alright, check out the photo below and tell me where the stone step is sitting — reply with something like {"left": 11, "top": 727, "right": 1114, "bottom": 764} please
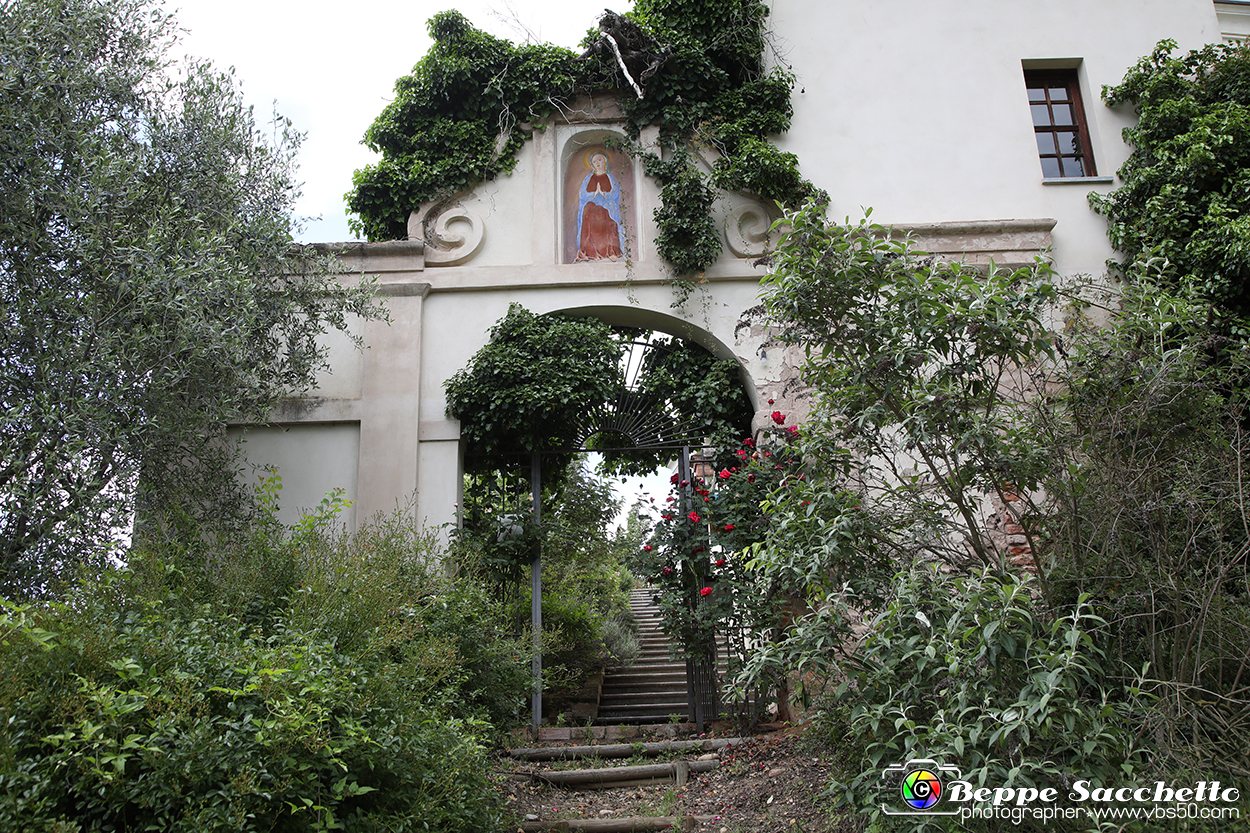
{"left": 509, "top": 737, "right": 744, "bottom": 761}
{"left": 601, "top": 684, "right": 689, "bottom": 698}
{"left": 600, "top": 691, "right": 690, "bottom": 706}
{"left": 605, "top": 666, "right": 686, "bottom": 679}
{"left": 597, "top": 698, "right": 688, "bottom": 714}
{"left": 599, "top": 687, "right": 685, "bottom": 699}
{"left": 603, "top": 668, "right": 686, "bottom": 682}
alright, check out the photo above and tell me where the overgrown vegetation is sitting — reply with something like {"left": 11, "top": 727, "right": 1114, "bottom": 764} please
{"left": 444, "top": 304, "right": 752, "bottom": 483}
{"left": 1090, "top": 38, "right": 1250, "bottom": 318}
{"left": 818, "top": 569, "right": 1153, "bottom": 826}
{"left": 347, "top": 10, "right": 586, "bottom": 242}
{"left": 348, "top": 1, "right": 822, "bottom": 280}
{"left": 723, "top": 201, "right": 1250, "bottom": 829}
{"left": 444, "top": 304, "right": 754, "bottom": 720}
{"left": 444, "top": 304, "right": 623, "bottom": 484}
{"left": 0, "top": 502, "right": 523, "bottom": 831}
{"left": 453, "top": 464, "right": 638, "bottom": 717}
{"left": 0, "top": 0, "right": 381, "bottom": 595}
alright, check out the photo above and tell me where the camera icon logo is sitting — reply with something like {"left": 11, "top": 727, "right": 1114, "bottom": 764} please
{"left": 901, "top": 767, "right": 942, "bottom": 809}
{"left": 881, "top": 758, "right": 962, "bottom": 815}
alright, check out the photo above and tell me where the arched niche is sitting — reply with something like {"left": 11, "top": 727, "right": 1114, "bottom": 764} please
{"left": 558, "top": 129, "right": 636, "bottom": 265}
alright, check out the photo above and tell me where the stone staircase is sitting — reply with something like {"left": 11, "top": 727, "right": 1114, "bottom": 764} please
{"left": 501, "top": 591, "right": 749, "bottom": 830}
{"left": 596, "top": 589, "right": 689, "bottom": 724}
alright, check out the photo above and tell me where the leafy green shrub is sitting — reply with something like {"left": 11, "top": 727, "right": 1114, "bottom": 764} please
{"left": 288, "top": 514, "right": 531, "bottom": 730}
{"left": 821, "top": 567, "right": 1152, "bottom": 832}
{"left": 526, "top": 593, "right": 603, "bottom": 691}
{"left": 0, "top": 498, "right": 539, "bottom": 831}
{"left": 1090, "top": 39, "right": 1250, "bottom": 316}
{"left": 1029, "top": 274, "right": 1250, "bottom": 782}
{"left": 0, "top": 592, "right": 504, "bottom": 832}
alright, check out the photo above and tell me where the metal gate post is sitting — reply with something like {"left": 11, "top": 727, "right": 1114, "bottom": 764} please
{"left": 531, "top": 451, "right": 543, "bottom": 731}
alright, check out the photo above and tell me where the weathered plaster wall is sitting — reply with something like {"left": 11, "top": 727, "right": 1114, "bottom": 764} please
{"left": 230, "top": 422, "right": 361, "bottom": 529}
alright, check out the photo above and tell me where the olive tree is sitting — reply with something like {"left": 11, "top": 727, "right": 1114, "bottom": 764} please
{"left": 0, "top": 0, "right": 380, "bottom": 594}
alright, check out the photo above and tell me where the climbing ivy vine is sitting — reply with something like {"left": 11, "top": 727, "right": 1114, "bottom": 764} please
{"left": 348, "top": 1, "right": 822, "bottom": 278}
{"left": 1090, "top": 38, "right": 1250, "bottom": 319}
{"left": 347, "top": 12, "right": 587, "bottom": 242}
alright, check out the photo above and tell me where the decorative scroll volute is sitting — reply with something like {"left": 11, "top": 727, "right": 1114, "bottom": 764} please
{"left": 723, "top": 201, "right": 776, "bottom": 258}
{"left": 407, "top": 202, "right": 485, "bottom": 266}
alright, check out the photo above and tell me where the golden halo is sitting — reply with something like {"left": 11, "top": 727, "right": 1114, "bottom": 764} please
{"left": 582, "top": 148, "right": 610, "bottom": 171}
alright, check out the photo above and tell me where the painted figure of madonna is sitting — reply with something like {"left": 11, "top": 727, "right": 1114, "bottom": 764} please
{"left": 575, "top": 151, "right": 623, "bottom": 262}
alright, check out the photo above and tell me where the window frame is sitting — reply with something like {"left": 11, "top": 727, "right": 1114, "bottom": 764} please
{"left": 1024, "top": 68, "right": 1097, "bottom": 179}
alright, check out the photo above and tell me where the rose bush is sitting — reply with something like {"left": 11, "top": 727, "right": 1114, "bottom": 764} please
{"left": 638, "top": 419, "right": 812, "bottom": 720}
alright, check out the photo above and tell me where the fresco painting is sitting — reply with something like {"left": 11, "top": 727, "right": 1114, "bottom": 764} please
{"left": 564, "top": 145, "right": 633, "bottom": 263}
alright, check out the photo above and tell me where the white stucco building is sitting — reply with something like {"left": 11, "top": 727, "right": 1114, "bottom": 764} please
{"left": 236, "top": 1, "right": 1247, "bottom": 532}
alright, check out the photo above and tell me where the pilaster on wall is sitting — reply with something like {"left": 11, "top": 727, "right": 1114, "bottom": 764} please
{"left": 347, "top": 241, "right": 431, "bottom": 524}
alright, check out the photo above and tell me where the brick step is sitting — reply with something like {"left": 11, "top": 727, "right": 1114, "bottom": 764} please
{"left": 593, "top": 712, "right": 691, "bottom": 725}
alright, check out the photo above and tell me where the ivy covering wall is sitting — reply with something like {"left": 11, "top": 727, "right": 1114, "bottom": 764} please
{"left": 348, "top": 1, "right": 823, "bottom": 276}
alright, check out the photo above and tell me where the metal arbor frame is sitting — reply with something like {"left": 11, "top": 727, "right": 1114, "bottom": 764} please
{"left": 518, "top": 337, "right": 724, "bottom": 731}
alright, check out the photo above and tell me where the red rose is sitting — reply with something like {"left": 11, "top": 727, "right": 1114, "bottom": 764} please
{"left": 716, "top": 558, "right": 726, "bottom": 567}
{"left": 718, "top": 468, "right": 732, "bottom": 480}
{"left": 785, "top": 425, "right": 799, "bottom": 436}
{"left": 687, "top": 510, "right": 701, "bottom": 523}
{"left": 768, "top": 398, "right": 775, "bottom": 405}
{"left": 771, "top": 411, "right": 786, "bottom": 425}
{"left": 662, "top": 566, "right": 672, "bottom": 576}
{"left": 743, "top": 438, "right": 755, "bottom": 448}
{"left": 643, "top": 544, "right": 653, "bottom": 552}
{"left": 670, "top": 472, "right": 679, "bottom": 484}
{"left": 723, "top": 524, "right": 735, "bottom": 531}
{"left": 747, "top": 473, "right": 756, "bottom": 483}
{"left": 700, "top": 586, "right": 712, "bottom": 596}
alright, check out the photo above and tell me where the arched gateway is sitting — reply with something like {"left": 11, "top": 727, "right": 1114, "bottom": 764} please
{"left": 233, "top": 103, "right": 1054, "bottom": 533}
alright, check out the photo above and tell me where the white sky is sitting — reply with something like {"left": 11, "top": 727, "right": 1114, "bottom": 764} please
{"left": 171, "top": 0, "right": 630, "bottom": 243}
